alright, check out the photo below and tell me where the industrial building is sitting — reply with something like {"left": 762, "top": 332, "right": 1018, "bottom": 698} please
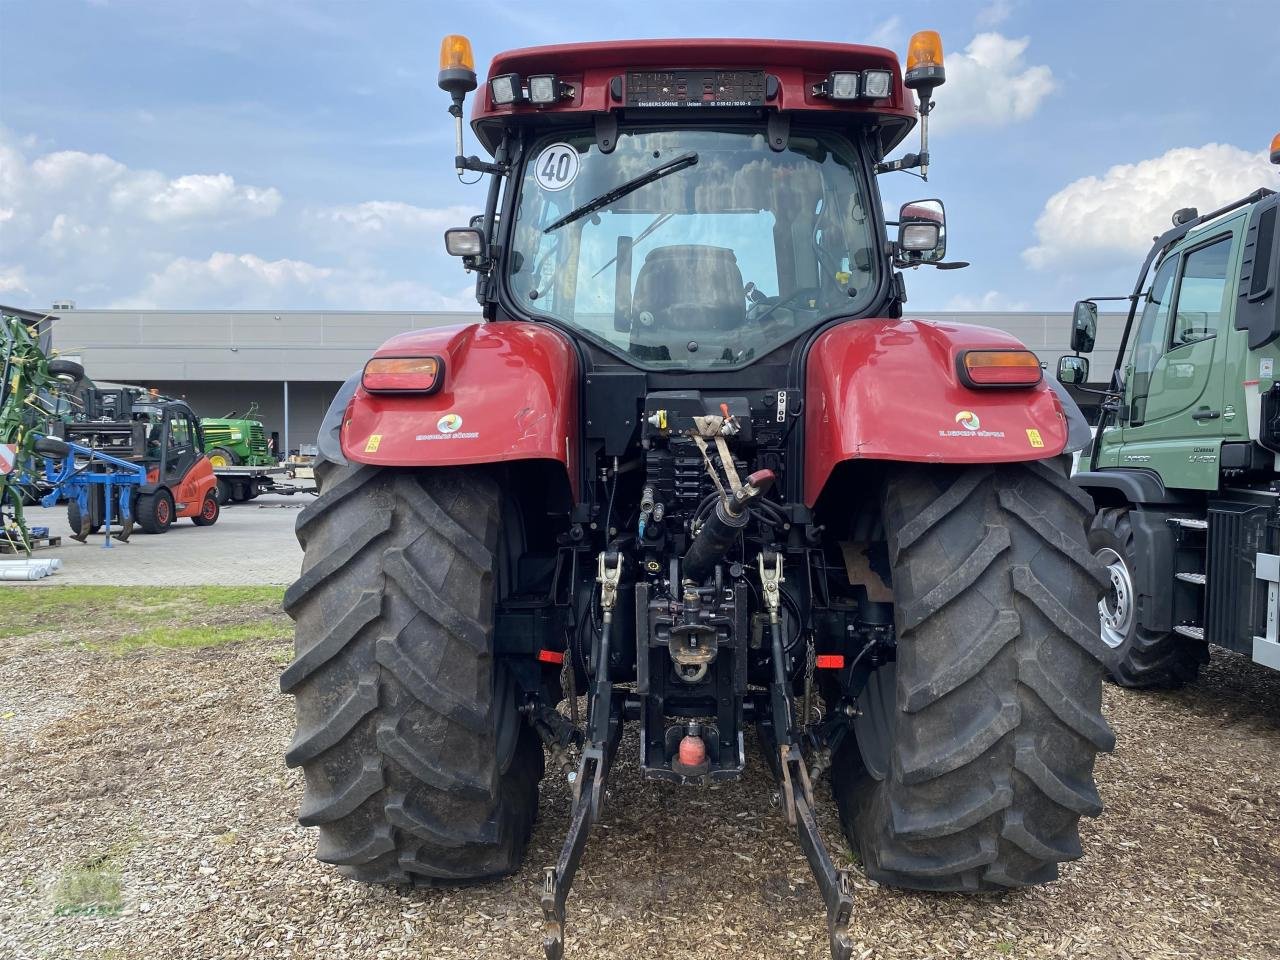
{"left": 31, "top": 306, "right": 1119, "bottom": 456}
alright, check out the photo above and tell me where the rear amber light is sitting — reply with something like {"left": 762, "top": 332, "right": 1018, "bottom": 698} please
{"left": 959, "top": 350, "right": 1042, "bottom": 387}
{"left": 815, "top": 654, "right": 845, "bottom": 670}
{"left": 361, "top": 355, "right": 444, "bottom": 394}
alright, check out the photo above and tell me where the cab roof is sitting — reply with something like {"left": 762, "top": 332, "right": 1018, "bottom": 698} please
{"left": 472, "top": 38, "right": 917, "bottom": 156}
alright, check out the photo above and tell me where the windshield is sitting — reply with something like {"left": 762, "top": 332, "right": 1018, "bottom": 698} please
{"left": 506, "top": 127, "right": 879, "bottom": 369}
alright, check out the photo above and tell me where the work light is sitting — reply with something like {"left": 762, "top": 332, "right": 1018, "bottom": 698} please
{"left": 444, "top": 227, "right": 484, "bottom": 257}
{"left": 527, "top": 74, "right": 562, "bottom": 105}
{"left": 826, "top": 72, "right": 860, "bottom": 100}
{"left": 861, "top": 69, "right": 892, "bottom": 99}
{"left": 900, "top": 223, "right": 940, "bottom": 251}
{"left": 489, "top": 73, "right": 522, "bottom": 106}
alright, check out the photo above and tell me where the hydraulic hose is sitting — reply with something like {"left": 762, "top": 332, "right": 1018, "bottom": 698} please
{"left": 682, "top": 469, "right": 776, "bottom": 584}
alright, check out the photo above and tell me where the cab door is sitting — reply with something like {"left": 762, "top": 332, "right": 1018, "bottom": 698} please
{"left": 1119, "top": 228, "right": 1239, "bottom": 489}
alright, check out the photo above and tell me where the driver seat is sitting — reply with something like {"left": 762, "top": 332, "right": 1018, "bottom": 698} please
{"left": 630, "top": 244, "right": 745, "bottom": 337}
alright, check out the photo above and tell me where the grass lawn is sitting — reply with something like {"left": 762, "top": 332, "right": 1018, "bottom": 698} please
{"left": 0, "top": 585, "right": 291, "bottom": 651}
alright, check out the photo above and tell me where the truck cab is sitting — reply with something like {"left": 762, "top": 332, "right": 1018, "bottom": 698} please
{"left": 1063, "top": 140, "right": 1280, "bottom": 682}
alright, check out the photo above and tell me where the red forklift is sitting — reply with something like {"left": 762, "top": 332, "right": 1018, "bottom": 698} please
{"left": 58, "top": 385, "right": 220, "bottom": 539}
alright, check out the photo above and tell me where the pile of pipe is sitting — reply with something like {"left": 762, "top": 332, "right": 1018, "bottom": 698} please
{"left": 0, "top": 557, "right": 63, "bottom": 580}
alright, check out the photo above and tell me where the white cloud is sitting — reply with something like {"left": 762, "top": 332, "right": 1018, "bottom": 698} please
{"left": 932, "top": 33, "right": 1055, "bottom": 132}
{"left": 867, "top": 16, "right": 902, "bottom": 48}
{"left": 1024, "top": 143, "right": 1274, "bottom": 268}
{"left": 0, "top": 266, "right": 31, "bottom": 295}
{"left": 976, "top": 0, "right": 1015, "bottom": 28}
{"left": 945, "top": 290, "right": 1030, "bottom": 312}
{"left": 110, "top": 172, "right": 281, "bottom": 223}
{"left": 318, "top": 200, "right": 473, "bottom": 238}
{"left": 122, "top": 251, "right": 474, "bottom": 311}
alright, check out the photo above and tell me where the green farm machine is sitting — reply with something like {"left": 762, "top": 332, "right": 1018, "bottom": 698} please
{"left": 1061, "top": 132, "right": 1280, "bottom": 682}
{"left": 202, "top": 402, "right": 274, "bottom": 467}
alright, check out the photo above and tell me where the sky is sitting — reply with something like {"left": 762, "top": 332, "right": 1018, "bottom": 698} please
{"left": 0, "top": 0, "right": 1277, "bottom": 313}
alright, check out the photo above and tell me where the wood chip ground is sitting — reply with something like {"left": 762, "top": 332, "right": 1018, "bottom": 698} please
{"left": 1, "top": 629, "right": 1277, "bottom": 959}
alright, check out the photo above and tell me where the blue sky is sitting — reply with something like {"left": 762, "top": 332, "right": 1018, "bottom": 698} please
{"left": 1, "top": 0, "right": 1277, "bottom": 312}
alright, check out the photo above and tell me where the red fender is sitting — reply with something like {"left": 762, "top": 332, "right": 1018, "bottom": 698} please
{"left": 341, "top": 322, "right": 579, "bottom": 499}
{"left": 803, "top": 317, "right": 1069, "bottom": 505}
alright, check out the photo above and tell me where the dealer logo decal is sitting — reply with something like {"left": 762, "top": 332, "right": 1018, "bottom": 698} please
{"left": 939, "top": 410, "right": 1005, "bottom": 439}
{"left": 437, "top": 413, "right": 463, "bottom": 434}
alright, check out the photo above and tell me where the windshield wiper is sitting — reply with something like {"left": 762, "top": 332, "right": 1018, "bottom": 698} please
{"left": 542, "top": 152, "right": 698, "bottom": 233}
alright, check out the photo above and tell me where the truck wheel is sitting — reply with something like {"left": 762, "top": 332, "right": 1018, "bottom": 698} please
{"left": 1088, "top": 508, "right": 1207, "bottom": 688}
{"left": 207, "top": 446, "right": 241, "bottom": 468}
{"left": 832, "top": 460, "right": 1115, "bottom": 891}
{"left": 136, "top": 489, "right": 174, "bottom": 534}
{"left": 192, "top": 492, "right": 220, "bottom": 526}
{"left": 281, "top": 461, "right": 542, "bottom": 885}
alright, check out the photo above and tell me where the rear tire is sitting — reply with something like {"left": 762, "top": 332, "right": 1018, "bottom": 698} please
{"left": 833, "top": 461, "right": 1115, "bottom": 891}
{"left": 136, "top": 489, "right": 174, "bottom": 534}
{"left": 281, "top": 460, "right": 541, "bottom": 885}
{"left": 1088, "top": 508, "right": 1207, "bottom": 688}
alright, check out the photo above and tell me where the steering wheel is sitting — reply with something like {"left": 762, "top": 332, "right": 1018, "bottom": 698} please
{"left": 748, "top": 286, "right": 823, "bottom": 328}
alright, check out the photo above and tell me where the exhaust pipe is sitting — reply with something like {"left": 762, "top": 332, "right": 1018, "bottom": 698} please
{"left": 682, "top": 469, "right": 776, "bottom": 583}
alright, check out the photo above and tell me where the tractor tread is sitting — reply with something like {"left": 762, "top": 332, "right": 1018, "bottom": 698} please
{"left": 834, "top": 461, "right": 1113, "bottom": 892}
{"left": 282, "top": 461, "right": 540, "bottom": 887}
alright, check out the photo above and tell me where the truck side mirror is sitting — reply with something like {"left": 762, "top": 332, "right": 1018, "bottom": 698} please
{"left": 1056, "top": 355, "right": 1090, "bottom": 386}
{"left": 1071, "top": 300, "right": 1098, "bottom": 353}
{"left": 896, "top": 199, "right": 946, "bottom": 264}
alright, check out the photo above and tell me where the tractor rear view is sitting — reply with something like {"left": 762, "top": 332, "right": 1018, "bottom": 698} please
{"left": 283, "top": 33, "right": 1113, "bottom": 959}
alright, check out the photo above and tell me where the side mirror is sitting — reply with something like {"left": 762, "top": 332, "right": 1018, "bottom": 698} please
{"left": 444, "top": 227, "right": 484, "bottom": 258}
{"left": 1056, "top": 355, "right": 1090, "bottom": 386}
{"left": 896, "top": 199, "right": 946, "bottom": 264}
{"left": 1071, "top": 300, "right": 1098, "bottom": 353}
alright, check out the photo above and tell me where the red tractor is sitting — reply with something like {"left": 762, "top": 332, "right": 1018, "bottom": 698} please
{"left": 283, "top": 32, "right": 1112, "bottom": 960}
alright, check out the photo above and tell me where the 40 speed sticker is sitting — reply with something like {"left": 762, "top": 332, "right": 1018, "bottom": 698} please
{"left": 534, "top": 142, "right": 580, "bottom": 191}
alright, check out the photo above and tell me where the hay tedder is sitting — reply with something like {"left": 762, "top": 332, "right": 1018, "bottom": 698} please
{"left": 282, "top": 32, "right": 1113, "bottom": 958}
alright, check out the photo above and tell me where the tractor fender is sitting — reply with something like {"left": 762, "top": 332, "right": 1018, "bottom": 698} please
{"left": 316, "top": 371, "right": 361, "bottom": 467}
{"left": 803, "top": 317, "right": 1071, "bottom": 505}
{"left": 340, "top": 322, "right": 579, "bottom": 497}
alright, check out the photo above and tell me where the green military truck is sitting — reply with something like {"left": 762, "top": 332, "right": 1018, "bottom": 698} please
{"left": 1059, "top": 133, "right": 1280, "bottom": 685}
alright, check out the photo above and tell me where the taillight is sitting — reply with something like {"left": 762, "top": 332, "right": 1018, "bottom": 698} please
{"left": 361, "top": 355, "right": 444, "bottom": 394}
{"left": 958, "top": 350, "right": 1043, "bottom": 388}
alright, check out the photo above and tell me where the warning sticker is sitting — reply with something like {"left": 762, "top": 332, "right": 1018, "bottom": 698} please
{"left": 534, "top": 142, "right": 580, "bottom": 191}
{"left": 364, "top": 434, "right": 382, "bottom": 453}
{"left": 0, "top": 443, "right": 15, "bottom": 476}
{"left": 1026, "top": 428, "right": 1044, "bottom": 448}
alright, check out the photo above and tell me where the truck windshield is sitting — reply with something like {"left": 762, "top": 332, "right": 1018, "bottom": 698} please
{"left": 507, "top": 128, "right": 878, "bottom": 369}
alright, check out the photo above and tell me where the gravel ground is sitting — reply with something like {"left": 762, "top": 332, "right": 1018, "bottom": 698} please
{"left": 1, "top": 622, "right": 1277, "bottom": 960}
